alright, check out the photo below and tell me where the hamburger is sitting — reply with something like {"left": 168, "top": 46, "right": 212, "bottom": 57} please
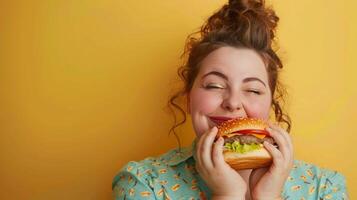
{"left": 216, "top": 118, "right": 277, "bottom": 170}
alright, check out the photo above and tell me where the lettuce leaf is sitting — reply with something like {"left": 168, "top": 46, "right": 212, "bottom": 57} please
{"left": 224, "top": 141, "right": 262, "bottom": 154}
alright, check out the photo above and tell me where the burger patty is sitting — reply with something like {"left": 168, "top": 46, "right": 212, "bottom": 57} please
{"left": 224, "top": 135, "right": 275, "bottom": 145}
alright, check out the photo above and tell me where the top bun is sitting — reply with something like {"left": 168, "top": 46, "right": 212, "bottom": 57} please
{"left": 217, "top": 118, "right": 268, "bottom": 137}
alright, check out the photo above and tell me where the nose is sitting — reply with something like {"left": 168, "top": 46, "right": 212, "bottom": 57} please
{"left": 221, "top": 92, "right": 243, "bottom": 112}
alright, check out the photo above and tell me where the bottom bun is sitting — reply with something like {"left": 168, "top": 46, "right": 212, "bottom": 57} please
{"left": 224, "top": 148, "right": 272, "bottom": 170}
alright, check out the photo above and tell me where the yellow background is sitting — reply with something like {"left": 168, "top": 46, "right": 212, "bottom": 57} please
{"left": 0, "top": 0, "right": 356, "bottom": 199}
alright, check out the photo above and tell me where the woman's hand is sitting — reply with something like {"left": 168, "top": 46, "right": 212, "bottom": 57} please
{"left": 249, "top": 123, "right": 294, "bottom": 200}
{"left": 195, "top": 127, "right": 247, "bottom": 200}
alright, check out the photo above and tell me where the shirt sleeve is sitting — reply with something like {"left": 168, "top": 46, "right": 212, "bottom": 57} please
{"left": 112, "top": 162, "right": 156, "bottom": 200}
{"left": 319, "top": 170, "right": 349, "bottom": 200}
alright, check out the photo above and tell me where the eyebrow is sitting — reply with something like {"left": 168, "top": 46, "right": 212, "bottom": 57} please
{"left": 243, "top": 77, "right": 267, "bottom": 87}
{"left": 202, "top": 71, "right": 228, "bottom": 80}
{"left": 202, "top": 70, "right": 267, "bottom": 87}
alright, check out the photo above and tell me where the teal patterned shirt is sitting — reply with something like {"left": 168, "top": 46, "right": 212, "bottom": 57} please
{"left": 112, "top": 142, "right": 348, "bottom": 200}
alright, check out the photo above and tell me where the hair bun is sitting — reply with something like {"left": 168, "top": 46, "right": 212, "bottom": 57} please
{"left": 202, "top": 0, "right": 279, "bottom": 50}
{"left": 228, "top": 0, "right": 264, "bottom": 11}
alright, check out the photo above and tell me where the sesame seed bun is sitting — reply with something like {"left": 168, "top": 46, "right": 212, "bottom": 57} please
{"left": 217, "top": 118, "right": 269, "bottom": 138}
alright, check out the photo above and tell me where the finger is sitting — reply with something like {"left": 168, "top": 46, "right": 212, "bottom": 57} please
{"left": 266, "top": 127, "right": 290, "bottom": 160}
{"left": 268, "top": 124, "right": 294, "bottom": 162}
{"left": 197, "top": 128, "right": 214, "bottom": 170}
{"left": 267, "top": 127, "right": 294, "bottom": 170}
{"left": 268, "top": 122, "right": 293, "bottom": 151}
{"left": 200, "top": 127, "right": 218, "bottom": 170}
{"left": 212, "top": 136, "right": 226, "bottom": 168}
{"left": 195, "top": 160, "right": 203, "bottom": 176}
{"left": 195, "top": 130, "right": 209, "bottom": 173}
{"left": 264, "top": 140, "right": 284, "bottom": 167}
{"left": 249, "top": 167, "right": 269, "bottom": 189}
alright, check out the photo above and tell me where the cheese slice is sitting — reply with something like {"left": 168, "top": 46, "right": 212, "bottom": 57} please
{"left": 225, "top": 133, "right": 242, "bottom": 138}
{"left": 252, "top": 133, "right": 266, "bottom": 139}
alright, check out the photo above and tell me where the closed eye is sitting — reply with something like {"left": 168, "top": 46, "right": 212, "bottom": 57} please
{"left": 204, "top": 84, "right": 225, "bottom": 89}
{"left": 246, "top": 90, "right": 261, "bottom": 95}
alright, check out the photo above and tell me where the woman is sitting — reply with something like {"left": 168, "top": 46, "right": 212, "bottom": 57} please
{"left": 112, "top": 0, "right": 348, "bottom": 199}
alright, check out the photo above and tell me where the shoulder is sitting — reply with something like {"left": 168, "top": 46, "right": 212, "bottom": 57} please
{"left": 282, "top": 160, "right": 348, "bottom": 199}
{"left": 289, "top": 160, "right": 346, "bottom": 183}
{"left": 112, "top": 145, "right": 193, "bottom": 189}
{"left": 112, "top": 146, "right": 196, "bottom": 199}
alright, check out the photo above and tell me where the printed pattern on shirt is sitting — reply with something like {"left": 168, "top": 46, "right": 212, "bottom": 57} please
{"left": 113, "top": 144, "right": 348, "bottom": 200}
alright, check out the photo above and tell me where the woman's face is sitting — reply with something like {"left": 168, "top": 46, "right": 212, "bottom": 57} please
{"left": 188, "top": 47, "right": 272, "bottom": 137}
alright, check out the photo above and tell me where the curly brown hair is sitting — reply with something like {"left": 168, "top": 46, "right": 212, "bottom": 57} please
{"left": 167, "top": 0, "right": 291, "bottom": 148}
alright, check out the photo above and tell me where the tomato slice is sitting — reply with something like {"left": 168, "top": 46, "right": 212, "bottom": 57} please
{"left": 232, "top": 129, "right": 269, "bottom": 136}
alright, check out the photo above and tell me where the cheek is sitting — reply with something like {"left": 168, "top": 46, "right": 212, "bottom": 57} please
{"left": 190, "top": 90, "right": 221, "bottom": 114}
{"left": 245, "top": 99, "right": 271, "bottom": 120}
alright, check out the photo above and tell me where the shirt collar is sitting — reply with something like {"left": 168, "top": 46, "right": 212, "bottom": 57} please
{"left": 166, "top": 139, "right": 197, "bottom": 166}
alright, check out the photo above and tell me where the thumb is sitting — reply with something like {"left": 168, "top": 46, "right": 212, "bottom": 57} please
{"left": 249, "top": 167, "right": 269, "bottom": 188}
